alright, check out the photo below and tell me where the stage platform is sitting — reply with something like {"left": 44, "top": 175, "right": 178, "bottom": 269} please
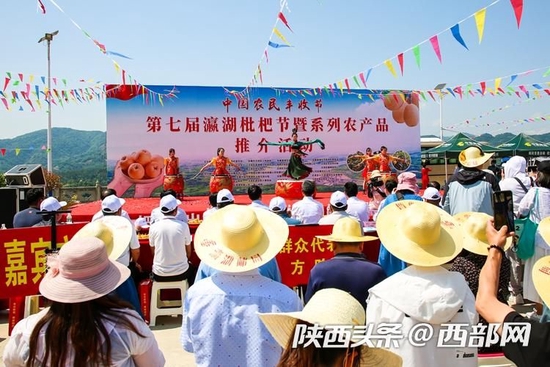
{"left": 70, "top": 192, "right": 339, "bottom": 222}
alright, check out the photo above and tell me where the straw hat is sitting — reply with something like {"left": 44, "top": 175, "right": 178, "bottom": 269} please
{"left": 458, "top": 146, "right": 494, "bottom": 168}
{"left": 72, "top": 216, "right": 133, "bottom": 261}
{"left": 194, "top": 205, "right": 288, "bottom": 272}
{"left": 40, "top": 237, "right": 130, "bottom": 303}
{"left": 454, "top": 212, "right": 513, "bottom": 255}
{"left": 532, "top": 255, "right": 550, "bottom": 306}
{"left": 317, "top": 217, "right": 377, "bottom": 243}
{"left": 370, "top": 170, "right": 382, "bottom": 179}
{"left": 539, "top": 217, "right": 550, "bottom": 245}
{"left": 376, "top": 200, "right": 463, "bottom": 266}
{"left": 258, "top": 288, "right": 402, "bottom": 367}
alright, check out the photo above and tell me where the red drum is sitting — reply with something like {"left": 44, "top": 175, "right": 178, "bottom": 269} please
{"left": 210, "top": 175, "right": 233, "bottom": 194}
{"left": 163, "top": 175, "right": 184, "bottom": 199}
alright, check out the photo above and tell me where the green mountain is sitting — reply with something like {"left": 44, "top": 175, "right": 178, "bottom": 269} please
{"left": 0, "top": 128, "right": 106, "bottom": 186}
{"left": 1, "top": 128, "right": 548, "bottom": 187}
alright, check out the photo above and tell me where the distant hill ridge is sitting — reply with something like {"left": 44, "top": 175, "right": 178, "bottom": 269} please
{"left": 0, "top": 128, "right": 549, "bottom": 185}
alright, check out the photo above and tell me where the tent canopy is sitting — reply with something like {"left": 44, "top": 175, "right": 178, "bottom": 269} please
{"left": 497, "top": 133, "right": 550, "bottom": 157}
{"left": 422, "top": 132, "right": 503, "bottom": 159}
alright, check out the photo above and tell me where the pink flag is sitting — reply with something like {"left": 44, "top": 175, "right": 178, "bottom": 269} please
{"left": 359, "top": 72, "right": 367, "bottom": 87}
{"left": 0, "top": 149, "right": 5, "bottom": 156}
{"left": 264, "top": 50, "right": 269, "bottom": 63}
{"left": 278, "top": 12, "right": 293, "bottom": 33}
{"left": 18, "top": 73, "right": 23, "bottom": 82}
{"left": 344, "top": 79, "right": 350, "bottom": 92}
{"left": 429, "top": 35, "right": 442, "bottom": 63}
{"left": 480, "top": 81, "right": 486, "bottom": 95}
{"left": 1, "top": 98, "right": 8, "bottom": 110}
{"left": 3, "top": 77, "right": 10, "bottom": 92}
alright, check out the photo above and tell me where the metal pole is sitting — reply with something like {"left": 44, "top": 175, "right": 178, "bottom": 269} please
{"left": 47, "top": 38, "right": 52, "bottom": 173}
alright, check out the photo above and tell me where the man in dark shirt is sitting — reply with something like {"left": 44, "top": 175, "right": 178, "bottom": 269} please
{"left": 12, "top": 188, "right": 44, "bottom": 228}
{"left": 305, "top": 217, "right": 386, "bottom": 309}
{"left": 477, "top": 220, "right": 550, "bottom": 367}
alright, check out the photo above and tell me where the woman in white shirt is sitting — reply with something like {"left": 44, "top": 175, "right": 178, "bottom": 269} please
{"left": 2, "top": 237, "right": 165, "bottom": 367}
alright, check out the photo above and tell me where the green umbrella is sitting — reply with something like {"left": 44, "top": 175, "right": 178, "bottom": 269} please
{"left": 497, "top": 133, "right": 550, "bottom": 157}
{"left": 421, "top": 132, "right": 503, "bottom": 159}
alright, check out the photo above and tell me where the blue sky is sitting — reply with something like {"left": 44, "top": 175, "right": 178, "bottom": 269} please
{"left": 1, "top": 0, "right": 550, "bottom": 139}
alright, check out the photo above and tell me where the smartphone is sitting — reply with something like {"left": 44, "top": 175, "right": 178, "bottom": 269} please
{"left": 492, "top": 190, "right": 515, "bottom": 233}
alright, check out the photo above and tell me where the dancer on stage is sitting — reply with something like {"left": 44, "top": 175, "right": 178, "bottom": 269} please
{"left": 164, "top": 148, "right": 180, "bottom": 175}
{"left": 375, "top": 146, "right": 406, "bottom": 173}
{"left": 197, "top": 147, "right": 241, "bottom": 193}
{"left": 351, "top": 147, "right": 379, "bottom": 194}
{"left": 259, "top": 128, "right": 325, "bottom": 180}
{"left": 163, "top": 148, "right": 184, "bottom": 199}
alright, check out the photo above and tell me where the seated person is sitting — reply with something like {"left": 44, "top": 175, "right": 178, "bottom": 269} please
{"left": 13, "top": 188, "right": 44, "bottom": 228}
{"left": 150, "top": 189, "right": 189, "bottom": 224}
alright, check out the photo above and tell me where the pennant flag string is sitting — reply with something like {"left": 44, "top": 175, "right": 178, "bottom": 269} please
{"left": 44, "top": 0, "right": 175, "bottom": 101}
{"left": 227, "top": 0, "right": 294, "bottom": 98}
{"left": 283, "top": 0, "right": 519, "bottom": 97}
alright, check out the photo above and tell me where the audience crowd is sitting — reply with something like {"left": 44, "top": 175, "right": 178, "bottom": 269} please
{"left": 3, "top": 149, "right": 550, "bottom": 367}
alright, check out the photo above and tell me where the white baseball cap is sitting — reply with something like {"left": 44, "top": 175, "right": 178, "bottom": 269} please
{"left": 40, "top": 197, "right": 67, "bottom": 212}
{"left": 269, "top": 196, "right": 287, "bottom": 212}
{"left": 101, "top": 195, "right": 126, "bottom": 213}
{"left": 160, "top": 194, "right": 181, "bottom": 214}
{"left": 422, "top": 187, "right": 442, "bottom": 201}
{"left": 217, "top": 189, "right": 234, "bottom": 204}
{"left": 329, "top": 191, "right": 347, "bottom": 208}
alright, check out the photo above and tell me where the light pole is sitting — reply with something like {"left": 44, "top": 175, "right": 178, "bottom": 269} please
{"left": 38, "top": 31, "right": 59, "bottom": 173}
{"left": 434, "top": 83, "right": 447, "bottom": 182}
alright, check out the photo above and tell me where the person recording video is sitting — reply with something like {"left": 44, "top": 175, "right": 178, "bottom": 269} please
{"left": 367, "top": 170, "right": 386, "bottom": 211}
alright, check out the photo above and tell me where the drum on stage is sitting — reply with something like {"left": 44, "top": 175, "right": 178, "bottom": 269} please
{"left": 163, "top": 175, "right": 184, "bottom": 199}
{"left": 210, "top": 175, "right": 233, "bottom": 194}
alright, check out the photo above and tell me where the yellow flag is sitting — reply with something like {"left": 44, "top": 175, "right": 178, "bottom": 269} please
{"left": 534, "top": 90, "right": 540, "bottom": 98}
{"left": 159, "top": 95, "right": 164, "bottom": 107}
{"left": 113, "top": 62, "right": 121, "bottom": 74}
{"left": 29, "top": 75, "right": 34, "bottom": 83}
{"left": 273, "top": 28, "right": 290, "bottom": 45}
{"left": 15, "top": 148, "right": 20, "bottom": 156}
{"left": 399, "top": 92, "right": 406, "bottom": 102}
{"left": 474, "top": 9, "right": 486, "bottom": 44}
{"left": 384, "top": 59, "right": 397, "bottom": 78}
{"left": 337, "top": 81, "right": 344, "bottom": 94}
{"left": 494, "top": 78, "right": 501, "bottom": 91}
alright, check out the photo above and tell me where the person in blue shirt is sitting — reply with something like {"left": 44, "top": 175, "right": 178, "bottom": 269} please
{"left": 195, "top": 257, "right": 282, "bottom": 283}
{"left": 13, "top": 188, "right": 44, "bottom": 228}
{"left": 377, "top": 172, "right": 422, "bottom": 276}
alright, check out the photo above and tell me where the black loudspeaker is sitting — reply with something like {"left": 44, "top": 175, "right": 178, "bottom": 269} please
{"left": 4, "top": 164, "right": 46, "bottom": 186}
{"left": 0, "top": 188, "right": 18, "bottom": 228}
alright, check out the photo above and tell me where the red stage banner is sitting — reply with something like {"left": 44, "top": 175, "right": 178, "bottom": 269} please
{"left": 278, "top": 225, "right": 380, "bottom": 288}
{"left": 0, "top": 223, "right": 86, "bottom": 298}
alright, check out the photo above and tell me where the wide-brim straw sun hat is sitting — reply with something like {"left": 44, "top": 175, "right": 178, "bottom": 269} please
{"left": 258, "top": 288, "right": 402, "bottom": 367}
{"left": 376, "top": 200, "right": 463, "bottom": 267}
{"left": 458, "top": 146, "right": 494, "bottom": 168}
{"left": 72, "top": 216, "right": 133, "bottom": 261}
{"left": 454, "top": 212, "right": 513, "bottom": 255}
{"left": 532, "top": 255, "right": 550, "bottom": 307}
{"left": 39, "top": 237, "right": 130, "bottom": 303}
{"left": 194, "top": 205, "right": 289, "bottom": 272}
{"left": 539, "top": 217, "right": 550, "bottom": 245}
{"left": 317, "top": 217, "right": 377, "bottom": 243}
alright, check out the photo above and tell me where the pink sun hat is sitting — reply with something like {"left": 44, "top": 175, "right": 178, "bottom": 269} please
{"left": 39, "top": 237, "right": 130, "bottom": 303}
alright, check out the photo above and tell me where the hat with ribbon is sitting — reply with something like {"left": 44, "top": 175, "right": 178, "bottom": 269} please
{"left": 39, "top": 237, "right": 130, "bottom": 303}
